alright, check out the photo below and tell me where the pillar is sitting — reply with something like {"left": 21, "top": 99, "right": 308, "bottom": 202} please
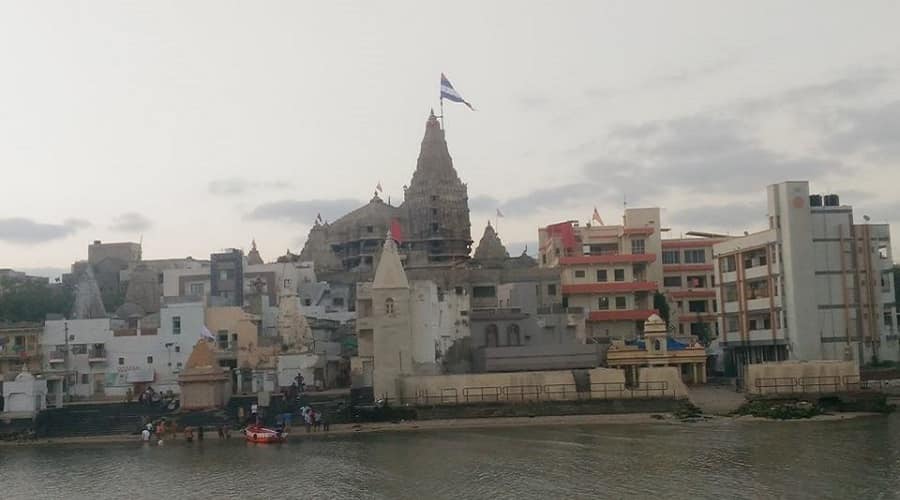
{"left": 235, "top": 369, "right": 243, "bottom": 394}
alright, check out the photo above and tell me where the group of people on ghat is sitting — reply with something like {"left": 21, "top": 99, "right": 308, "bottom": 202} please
{"left": 139, "top": 418, "right": 231, "bottom": 445}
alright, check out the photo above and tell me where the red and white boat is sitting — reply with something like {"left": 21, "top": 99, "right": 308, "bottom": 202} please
{"left": 243, "top": 425, "right": 287, "bottom": 443}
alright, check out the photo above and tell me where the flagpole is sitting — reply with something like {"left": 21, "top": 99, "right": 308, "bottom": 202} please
{"left": 440, "top": 96, "right": 445, "bottom": 131}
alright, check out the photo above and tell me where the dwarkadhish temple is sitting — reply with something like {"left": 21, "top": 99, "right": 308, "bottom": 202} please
{"left": 298, "top": 111, "right": 473, "bottom": 272}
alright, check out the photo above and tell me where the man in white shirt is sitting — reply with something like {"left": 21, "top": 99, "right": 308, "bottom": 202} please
{"left": 141, "top": 428, "right": 151, "bottom": 441}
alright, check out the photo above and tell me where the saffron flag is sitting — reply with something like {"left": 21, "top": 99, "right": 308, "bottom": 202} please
{"left": 201, "top": 325, "right": 216, "bottom": 342}
{"left": 316, "top": 213, "right": 323, "bottom": 223}
{"left": 592, "top": 207, "right": 604, "bottom": 225}
{"left": 496, "top": 208, "right": 504, "bottom": 218}
{"left": 546, "top": 221, "right": 577, "bottom": 250}
{"left": 440, "top": 73, "right": 474, "bottom": 110}
{"left": 390, "top": 218, "right": 404, "bottom": 244}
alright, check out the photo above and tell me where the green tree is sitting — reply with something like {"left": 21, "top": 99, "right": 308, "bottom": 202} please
{"left": 653, "top": 292, "right": 670, "bottom": 328}
{"left": 0, "top": 278, "right": 74, "bottom": 323}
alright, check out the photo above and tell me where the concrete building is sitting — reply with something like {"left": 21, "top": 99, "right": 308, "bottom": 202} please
{"left": 713, "top": 181, "right": 897, "bottom": 376}
{"left": 210, "top": 249, "right": 244, "bottom": 307}
{"left": 539, "top": 208, "right": 663, "bottom": 343}
{"left": 0, "top": 323, "right": 42, "bottom": 380}
{"left": 661, "top": 236, "right": 728, "bottom": 341}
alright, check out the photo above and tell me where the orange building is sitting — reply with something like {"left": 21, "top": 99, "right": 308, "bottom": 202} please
{"left": 660, "top": 236, "right": 729, "bottom": 342}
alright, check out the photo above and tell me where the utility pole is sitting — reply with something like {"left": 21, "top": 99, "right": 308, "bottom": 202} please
{"left": 63, "top": 321, "right": 70, "bottom": 401}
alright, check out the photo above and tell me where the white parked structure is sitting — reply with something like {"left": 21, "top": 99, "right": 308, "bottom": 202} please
{"left": 714, "top": 181, "right": 896, "bottom": 376}
{"left": 1, "top": 371, "right": 48, "bottom": 415}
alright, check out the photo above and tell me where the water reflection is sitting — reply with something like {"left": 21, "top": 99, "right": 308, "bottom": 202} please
{"left": 3, "top": 415, "right": 900, "bottom": 500}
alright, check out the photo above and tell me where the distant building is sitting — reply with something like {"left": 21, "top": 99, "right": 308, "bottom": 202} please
{"left": 210, "top": 249, "right": 244, "bottom": 307}
{"left": 0, "top": 323, "right": 42, "bottom": 381}
{"left": 660, "top": 236, "right": 729, "bottom": 340}
{"left": 714, "top": 181, "right": 897, "bottom": 376}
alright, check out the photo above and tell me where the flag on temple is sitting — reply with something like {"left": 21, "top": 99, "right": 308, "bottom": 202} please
{"left": 546, "top": 221, "right": 577, "bottom": 250}
{"left": 201, "top": 325, "right": 216, "bottom": 342}
{"left": 390, "top": 218, "right": 404, "bottom": 244}
{"left": 496, "top": 208, "right": 504, "bottom": 218}
{"left": 376, "top": 181, "right": 383, "bottom": 193}
{"left": 441, "top": 73, "right": 474, "bottom": 110}
{"left": 316, "top": 213, "right": 323, "bottom": 223}
{"left": 592, "top": 207, "right": 604, "bottom": 225}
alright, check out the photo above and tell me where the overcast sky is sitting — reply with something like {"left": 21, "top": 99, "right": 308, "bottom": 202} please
{"left": 2, "top": 1, "right": 899, "bottom": 277}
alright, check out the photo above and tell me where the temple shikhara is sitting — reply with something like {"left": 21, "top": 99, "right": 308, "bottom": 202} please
{"left": 299, "top": 111, "right": 472, "bottom": 272}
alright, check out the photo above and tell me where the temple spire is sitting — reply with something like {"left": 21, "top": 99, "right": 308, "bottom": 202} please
{"left": 373, "top": 232, "right": 408, "bottom": 289}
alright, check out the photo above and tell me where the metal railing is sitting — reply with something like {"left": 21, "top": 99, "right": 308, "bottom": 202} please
{"left": 750, "top": 375, "right": 870, "bottom": 395}
{"left": 383, "top": 380, "right": 678, "bottom": 407}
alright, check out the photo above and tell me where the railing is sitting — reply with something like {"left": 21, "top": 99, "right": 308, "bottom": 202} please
{"left": 49, "top": 350, "right": 66, "bottom": 362}
{"left": 88, "top": 348, "right": 106, "bottom": 360}
{"left": 750, "top": 375, "right": 870, "bottom": 395}
{"left": 383, "top": 380, "right": 678, "bottom": 407}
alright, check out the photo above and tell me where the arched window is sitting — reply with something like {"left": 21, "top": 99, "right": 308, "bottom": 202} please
{"left": 485, "top": 324, "right": 498, "bottom": 347}
{"left": 506, "top": 324, "right": 521, "bottom": 346}
{"left": 385, "top": 298, "right": 395, "bottom": 315}
{"left": 653, "top": 339, "right": 662, "bottom": 351}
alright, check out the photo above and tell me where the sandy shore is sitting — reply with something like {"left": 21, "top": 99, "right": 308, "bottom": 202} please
{"left": 0, "top": 411, "right": 885, "bottom": 447}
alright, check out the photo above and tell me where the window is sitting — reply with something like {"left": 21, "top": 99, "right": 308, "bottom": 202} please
{"left": 631, "top": 239, "right": 645, "bottom": 255}
{"left": 485, "top": 324, "right": 498, "bottom": 347}
{"left": 366, "top": 225, "right": 374, "bottom": 233}
{"left": 686, "top": 276, "right": 706, "bottom": 288}
{"left": 176, "top": 362, "right": 183, "bottom": 370}
{"left": 684, "top": 250, "right": 706, "bottom": 264}
{"left": 615, "top": 296, "right": 627, "bottom": 309}
{"left": 332, "top": 297, "right": 344, "bottom": 307}
{"left": 189, "top": 283, "right": 205, "bottom": 296}
{"left": 688, "top": 300, "right": 707, "bottom": 313}
{"left": 172, "top": 316, "right": 181, "bottom": 335}
{"left": 722, "top": 255, "right": 736, "bottom": 272}
{"left": 71, "top": 344, "right": 87, "bottom": 355}
{"left": 303, "top": 299, "right": 312, "bottom": 306}
{"left": 473, "top": 286, "right": 497, "bottom": 298}
{"left": 574, "top": 270, "right": 586, "bottom": 278}
{"left": 663, "top": 276, "right": 682, "bottom": 287}
{"left": 726, "top": 316, "right": 739, "bottom": 332}
{"left": 547, "top": 284, "right": 557, "bottom": 296}
{"left": 507, "top": 324, "right": 521, "bottom": 346}
{"left": 455, "top": 287, "right": 464, "bottom": 295}
{"left": 879, "top": 246, "right": 889, "bottom": 259}
{"left": 431, "top": 222, "right": 439, "bottom": 233}
{"left": 219, "top": 270, "right": 231, "bottom": 280}
{"left": 118, "top": 357, "right": 125, "bottom": 366}
{"left": 147, "top": 356, "right": 153, "bottom": 364}
{"left": 885, "top": 311, "right": 893, "bottom": 329}
{"left": 80, "top": 374, "right": 89, "bottom": 385}
{"left": 662, "top": 251, "right": 680, "bottom": 264}
{"left": 13, "top": 335, "right": 24, "bottom": 347}
{"left": 175, "top": 346, "right": 181, "bottom": 353}
{"left": 613, "top": 269, "right": 625, "bottom": 282}
{"left": 385, "top": 298, "right": 395, "bottom": 315}
{"left": 598, "top": 297, "right": 610, "bottom": 310}
{"left": 542, "top": 254, "right": 547, "bottom": 265}
{"left": 431, "top": 208, "right": 438, "bottom": 216}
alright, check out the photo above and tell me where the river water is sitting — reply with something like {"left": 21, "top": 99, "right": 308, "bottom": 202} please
{"left": 4, "top": 415, "right": 900, "bottom": 499}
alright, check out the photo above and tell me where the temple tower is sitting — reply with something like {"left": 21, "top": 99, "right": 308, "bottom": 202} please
{"left": 403, "top": 111, "right": 472, "bottom": 267}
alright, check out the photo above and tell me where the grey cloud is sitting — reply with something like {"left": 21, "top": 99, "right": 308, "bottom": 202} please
{"left": 668, "top": 203, "right": 765, "bottom": 231}
{"left": 585, "top": 54, "right": 741, "bottom": 100}
{"left": 469, "top": 194, "right": 501, "bottom": 213}
{"left": 0, "top": 217, "right": 90, "bottom": 244}
{"left": 209, "top": 177, "right": 293, "bottom": 196}
{"left": 517, "top": 94, "right": 551, "bottom": 111}
{"left": 246, "top": 199, "right": 362, "bottom": 224}
{"left": 739, "top": 67, "right": 894, "bottom": 114}
{"left": 109, "top": 212, "right": 152, "bottom": 233}
{"left": 825, "top": 100, "right": 900, "bottom": 160}
{"left": 588, "top": 114, "right": 842, "bottom": 197}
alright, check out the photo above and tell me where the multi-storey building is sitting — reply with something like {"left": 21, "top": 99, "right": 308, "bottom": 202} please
{"left": 539, "top": 208, "right": 663, "bottom": 342}
{"left": 714, "top": 181, "right": 897, "bottom": 376}
{"left": 660, "top": 236, "right": 728, "bottom": 341}
{"left": 0, "top": 323, "right": 42, "bottom": 379}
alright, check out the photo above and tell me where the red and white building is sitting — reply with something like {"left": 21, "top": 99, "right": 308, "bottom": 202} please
{"left": 539, "top": 208, "right": 663, "bottom": 342}
{"left": 660, "top": 236, "right": 729, "bottom": 341}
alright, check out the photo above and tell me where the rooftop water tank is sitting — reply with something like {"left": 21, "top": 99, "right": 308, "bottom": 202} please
{"left": 809, "top": 194, "right": 823, "bottom": 207}
{"left": 824, "top": 194, "right": 840, "bottom": 207}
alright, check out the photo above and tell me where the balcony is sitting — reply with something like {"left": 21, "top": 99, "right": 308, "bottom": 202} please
{"left": 0, "top": 346, "right": 37, "bottom": 360}
{"left": 562, "top": 281, "right": 658, "bottom": 295}
{"left": 88, "top": 347, "right": 107, "bottom": 362}
{"left": 48, "top": 350, "right": 66, "bottom": 363}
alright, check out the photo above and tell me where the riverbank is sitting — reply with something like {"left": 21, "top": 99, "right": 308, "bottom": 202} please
{"left": 0, "top": 411, "right": 886, "bottom": 447}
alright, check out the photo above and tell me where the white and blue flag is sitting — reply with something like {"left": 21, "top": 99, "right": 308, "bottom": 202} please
{"left": 440, "top": 73, "right": 474, "bottom": 110}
